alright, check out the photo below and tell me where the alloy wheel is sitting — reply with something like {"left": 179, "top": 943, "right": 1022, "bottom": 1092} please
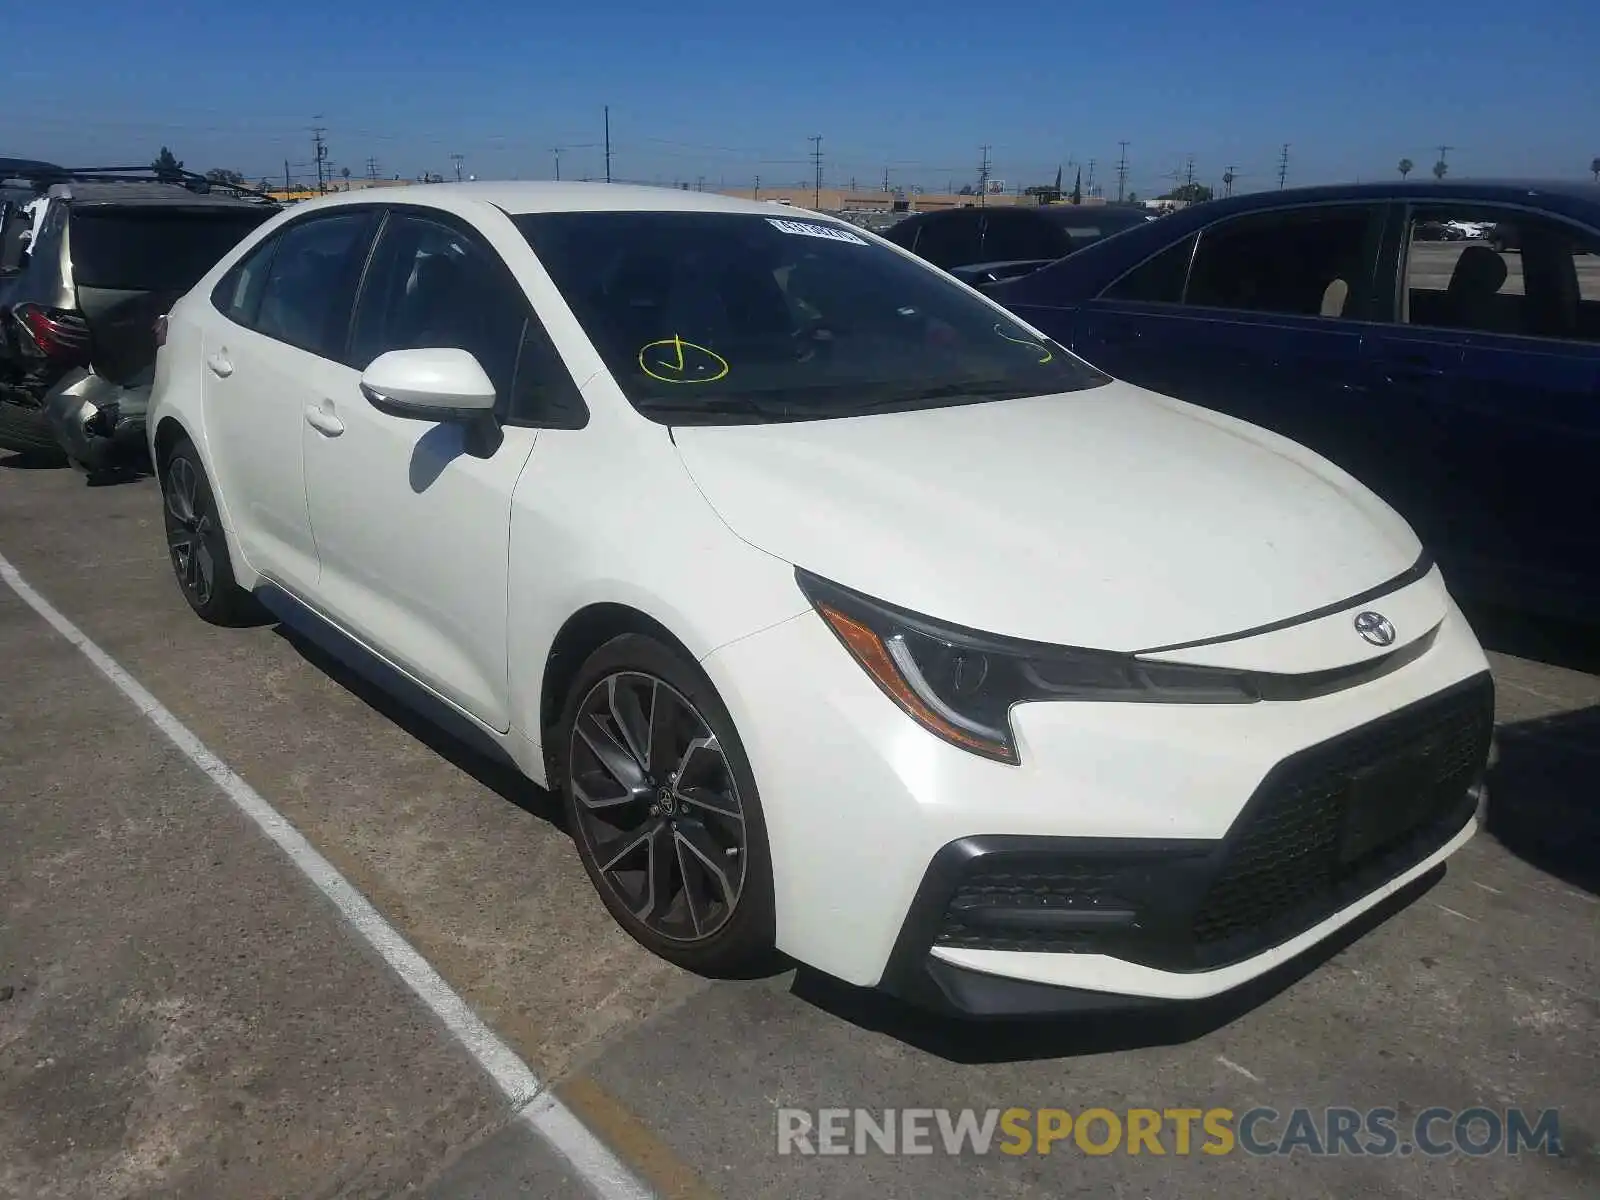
{"left": 568, "top": 671, "right": 747, "bottom": 942}
{"left": 164, "top": 457, "right": 215, "bottom": 607}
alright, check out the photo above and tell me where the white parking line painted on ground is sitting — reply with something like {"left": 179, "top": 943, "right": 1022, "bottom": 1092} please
{"left": 0, "top": 552, "right": 655, "bottom": 1200}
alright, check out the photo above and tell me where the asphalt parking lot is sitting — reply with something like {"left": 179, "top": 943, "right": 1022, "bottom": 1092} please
{"left": 2, "top": 459, "right": 1597, "bottom": 1198}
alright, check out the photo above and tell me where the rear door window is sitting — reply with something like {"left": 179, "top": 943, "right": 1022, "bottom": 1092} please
{"left": 254, "top": 210, "right": 380, "bottom": 358}
{"left": 68, "top": 208, "right": 272, "bottom": 292}
{"left": 1185, "top": 205, "right": 1380, "bottom": 319}
{"left": 1101, "top": 233, "right": 1197, "bottom": 303}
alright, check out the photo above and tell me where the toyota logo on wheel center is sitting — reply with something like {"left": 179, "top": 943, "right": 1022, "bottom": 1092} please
{"left": 1353, "top": 611, "right": 1397, "bottom": 647}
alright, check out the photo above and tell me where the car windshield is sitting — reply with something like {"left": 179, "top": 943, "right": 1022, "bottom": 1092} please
{"left": 515, "top": 210, "right": 1108, "bottom": 424}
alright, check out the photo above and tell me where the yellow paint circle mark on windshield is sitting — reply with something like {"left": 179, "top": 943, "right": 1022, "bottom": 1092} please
{"left": 639, "top": 335, "right": 730, "bottom": 384}
{"left": 994, "top": 323, "right": 1053, "bottom": 363}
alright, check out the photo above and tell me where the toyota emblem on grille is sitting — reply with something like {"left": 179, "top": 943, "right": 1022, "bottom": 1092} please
{"left": 1354, "top": 611, "right": 1397, "bottom": 647}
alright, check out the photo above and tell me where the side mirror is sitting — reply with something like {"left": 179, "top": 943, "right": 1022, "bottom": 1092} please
{"left": 360, "top": 347, "right": 502, "bottom": 456}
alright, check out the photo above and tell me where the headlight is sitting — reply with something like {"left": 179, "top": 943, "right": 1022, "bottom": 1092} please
{"left": 796, "top": 569, "right": 1259, "bottom": 764}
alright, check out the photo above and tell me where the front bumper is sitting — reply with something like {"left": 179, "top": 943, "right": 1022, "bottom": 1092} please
{"left": 700, "top": 572, "right": 1493, "bottom": 1005}
{"left": 880, "top": 673, "right": 1492, "bottom": 1016}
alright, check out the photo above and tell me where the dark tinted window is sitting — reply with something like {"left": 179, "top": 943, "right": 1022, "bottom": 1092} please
{"left": 211, "top": 235, "right": 279, "bottom": 327}
{"left": 1186, "top": 205, "right": 1377, "bottom": 318}
{"left": 1400, "top": 205, "right": 1600, "bottom": 342}
{"left": 350, "top": 211, "right": 585, "bottom": 424}
{"left": 255, "top": 211, "right": 378, "bottom": 358}
{"left": 979, "top": 211, "right": 1065, "bottom": 263}
{"left": 1101, "top": 232, "right": 1196, "bottom": 303}
{"left": 911, "top": 211, "right": 984, "bottom": 268}
{"left": 516, "top": 210, "right": 1107, "bottom": 425}
{"left": 69, "top": 208, "right": 272, "bottom": 291}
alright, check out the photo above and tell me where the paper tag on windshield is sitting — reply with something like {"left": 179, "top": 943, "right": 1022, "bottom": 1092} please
{"left": 766, "top": 218, "right": 867, "bottom": 245}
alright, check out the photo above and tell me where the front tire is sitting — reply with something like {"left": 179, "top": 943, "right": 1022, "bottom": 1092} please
{"left": 555, "top": 633, "right": 776, "bottom": 976}
{"left": 160, "top": 439, "right": 260, "bottom": 626}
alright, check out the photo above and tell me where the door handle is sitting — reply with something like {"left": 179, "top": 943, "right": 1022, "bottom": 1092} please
{"left": 304, "top": 405, "right": 345, "bottom": 437}
{"left": 206, "top": 351, "right": 233, "bottom": 378}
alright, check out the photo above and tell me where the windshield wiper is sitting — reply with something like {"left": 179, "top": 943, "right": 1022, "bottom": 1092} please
{"left": 633, "top": 395, "right": 803, "bottom": 421}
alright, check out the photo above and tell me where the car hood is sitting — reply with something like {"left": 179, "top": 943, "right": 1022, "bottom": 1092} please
{"left": 671, "top": 382, "right": 1423, "bottom": 651}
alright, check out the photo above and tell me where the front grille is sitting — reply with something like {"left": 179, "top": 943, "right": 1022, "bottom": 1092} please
{"left": 1190, "top": 680, "right": 1492, "bottom": 959}
{"left": 920, "top": 676, "right": 1493, "bottom": 968}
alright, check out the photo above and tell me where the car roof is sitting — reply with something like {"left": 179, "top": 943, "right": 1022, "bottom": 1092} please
{"left": 281, "top": 180, "right": 834, "bottom": 219}
{"left": 48, "top": 180, "right": 275, "bottom": 209}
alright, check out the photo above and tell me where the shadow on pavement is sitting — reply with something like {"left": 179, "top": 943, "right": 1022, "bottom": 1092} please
{"left": 0, "top": 449, "right": 65, "bottom": 470}
{"left": 790, "top": 868, "right": 1444, "bottom": 1063}
{"left": 1488, "top": 704, "right": 1600, "bottom": 896}
{"left": 1463, "top": 600, "right": 1600, "bottom": 675}
{"left": 269, "top": 619, "right": 566, "bottom": 833}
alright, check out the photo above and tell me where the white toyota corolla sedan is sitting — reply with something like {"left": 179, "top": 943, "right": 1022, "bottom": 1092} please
{"left": 147, "top": 183, "right": 1494, "bottom": 1016}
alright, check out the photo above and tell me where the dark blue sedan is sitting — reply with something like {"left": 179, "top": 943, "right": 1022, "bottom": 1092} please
{"left": 990, "top": 180, "right": 1600, "bottom": 620}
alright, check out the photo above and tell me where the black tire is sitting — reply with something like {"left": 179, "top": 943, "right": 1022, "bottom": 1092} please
{"left": 160, "top": 438, "right": 261, "bottom": 626}
{"left": 0, "top": 400, "right": 66, "bottom": 463}
{"left": 554, "top": 633, "right": 777, "bottom": 976}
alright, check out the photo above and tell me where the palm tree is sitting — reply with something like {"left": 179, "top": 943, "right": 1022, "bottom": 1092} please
{"left": 1591, "top": 157, "right": 1600, "bottom": 183}
{"left": 1398, "top": 157, "right": 1413, "bottom": 179}
{"left": 340, "top": 166, "right": 351, "bottom": 191}
{"left": 1432, "top": 159, "right": 1449, "bottom": 181}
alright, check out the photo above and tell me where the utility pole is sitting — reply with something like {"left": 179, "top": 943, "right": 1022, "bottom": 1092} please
{"left": 451, "top": 153, "right": 465, "bottom": 182}
{"left": 311, "top": 124, "right": 329, "bottom": 194}
{"left": 1183, "top": 154, "right": 1196, "bottom": 191}
{"left": 1224, "top": 165, "right": 1237, "bottom": 197}
{"left": 1434, "top": 143, "right": 1455, "bottom": 180}
{"left": 696, "top": 175, "right": 705, "bottom": 192}
{"left": 1277, "top": 143, "right": 1291, "bottom": 190}
{"left": 883, "top": 166, "right": 890, "bottom": 192}
{"left": 808, "top": 134, "right": 823, "bottom": 209}
{"left": 603, "top": 105, "right": 612, "bottom": 184}
{"left": 550, "top": 147, "right": 562, "bottom": 180}
{"left": 1116, "top": 141, "right": 1130, "bottom": 202}
{"left": 365, "top": 156, "right": 379, "bottom": 181}
{"left": 977, "top": 144, "right": 991, "bottom": 206}
{"left": 284, "top": 159, "right": 291, "bottom": 192}
{"left": 753, "top": 174, "right": 760, "bottom": 199}
{"left": 1086, "top": 158, "right": 1097, "bottom": 199}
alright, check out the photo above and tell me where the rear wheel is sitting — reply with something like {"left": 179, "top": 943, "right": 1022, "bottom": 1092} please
{"left": 555, "top": 633, "right": 776, "bottom": 976}
{"left": 161, "top": 439, "right": 260, "bottom": 626}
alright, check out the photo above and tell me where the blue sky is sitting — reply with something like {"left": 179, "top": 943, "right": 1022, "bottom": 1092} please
{"left": 10, "top": 0, "right": 1598, "bottom": 195}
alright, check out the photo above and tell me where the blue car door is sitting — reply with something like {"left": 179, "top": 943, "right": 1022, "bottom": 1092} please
{"left": 1068, "top": 203, "right": 1391, "bottom": 498}
{"left": 1365, "top": 202, "right": 1600, "bottom": 615}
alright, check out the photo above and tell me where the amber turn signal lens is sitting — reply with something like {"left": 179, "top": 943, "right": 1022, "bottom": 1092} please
{"left": 816, "top": 604, "right": 1015, "bottom": 762}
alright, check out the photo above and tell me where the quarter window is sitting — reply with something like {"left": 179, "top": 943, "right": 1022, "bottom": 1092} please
{"left": 254, "top": 211, "right": 378, "bottom": 358}
{"left": 1101, "top": 233, "right": 1196, "bottom": 304}
{"left": 211, "top": 236, "right": 279, "bottom": 328}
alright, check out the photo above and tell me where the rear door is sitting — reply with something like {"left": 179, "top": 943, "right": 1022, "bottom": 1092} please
{"left": 201, "top": 208, "right": 380, "bottom": 595}
{"left": 1364, "top": 202, "right": 1600, "bottom": 613}
{"left": 67, "top": 205, "right": 272, "bottom": 383}
{"left": 1075, "top": 202, "right": 1390, "bottom": 492}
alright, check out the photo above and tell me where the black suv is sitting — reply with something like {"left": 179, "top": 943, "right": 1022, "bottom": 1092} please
{"left": 0, "top": 168, "right": 277, "bottom": 469}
